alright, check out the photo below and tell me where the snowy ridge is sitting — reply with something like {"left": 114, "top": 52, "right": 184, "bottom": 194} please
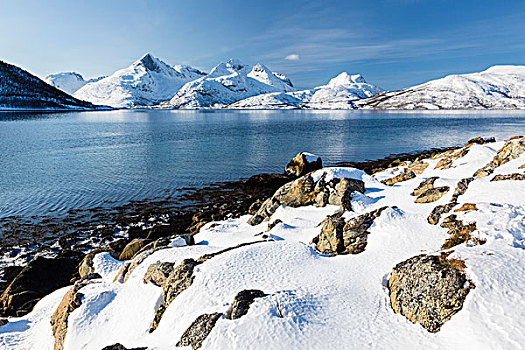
{"left": 356, "top": 65, "right": 525, "bottom": 110}
{"left": 227, "top": 72, "right": 383, "bottom": 109}
{"left": 162, "top": 59, "right": 295, "bottom": 108}
{"left": 74, "top": 54, "right": 205, "bottom": 108}
{"left": 43, "top": 73, "right": 105, "bottom": 95}
{"left": 2, "top": 137, "right": 524, "bottom": 349}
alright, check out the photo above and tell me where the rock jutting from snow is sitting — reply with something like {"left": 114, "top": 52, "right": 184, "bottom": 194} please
{"left": 415, "top": 186, "right": 450, "bottom": 203}
{"left": 101, "top": 344, "right": 147, "bottom": 350}
{"left": 427, "top": 202, "right": 458, "bottom": 225}
{"left": 311, "top": 207, "right": 389, "bottom": 255}
{"left": 247, "top": 170, "right": 366, "bottom": 225}
{"left": 176, "top": 313, "right": 223, "bottom": 349}
{"left": 142, "top": 262, "right": 175, "bottom": 287}
{"left": 381, "top": 171, "right": 416, "bottom": 186}
{"left": 225, "top": 289, "right": 266, "bottom": 320}
{"left": 411, "top": 176, "right": 439, "bottom": 196}
{"left": 474, "top": 137, "right": 525, "bottom": 178}
{"left": 491, "top": 173, "right": 525, "bottom": 181}
{"left": 284, "top": 152, "right": 322, "bottom": 177}
{"left": 388, "top": 254, "right": 475, "bottom": 333}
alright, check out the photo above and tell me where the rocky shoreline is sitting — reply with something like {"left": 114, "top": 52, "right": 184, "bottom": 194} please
{"left": 1, "top": 136, "right": 524, "bottom": 349}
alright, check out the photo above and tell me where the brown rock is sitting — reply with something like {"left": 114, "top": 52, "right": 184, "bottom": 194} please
{"left": 285, "top": 153, "right": 322, "bottom": 177}
{"left": 119, "top": 239, "right": 150, "bottom": 261}
{"left": 427, "top": 202, "right": 457, "bottom": 225}
{"left": 411, "top": 176, "right": 438, "bottom": 196}
{"left": 491, "top": 173, "right": 525, "bottom": 181}
{"left": 79, "top": 248, "right": 113, "bottom": 279}
{"left": 406, "top": 160, "right": 429, "bottom": 175}
{"left": 474, "top": 137, "right": 525, "bottom": 178}
{"left": 381, "top": 171, "right": 416, "bottom": 186}
{"left": 143, "top": 262, "right": 175, "bottom": 287}
{"left": 454, "top": 203, "right": 478, "bottom": 212}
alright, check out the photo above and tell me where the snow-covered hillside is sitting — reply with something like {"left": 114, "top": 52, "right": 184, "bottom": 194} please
{"left": 162, "top": 59, "right": 295, "bottom": 108}
{"left": 74, "top": 54, "right": 206, "bottom": 108}
{"left": 44, "top": 73, "right": 105, "bottom": 95}
{"left": 356, "top": 65, "right": 525, "bottom": 110}
{"left": 227, "top": 72, "right": 383, "bottom": 109}
{"left": 0, "top": 60, "right": 100, "bottom": 110}
{"left": 2, "top": 136, "right": 524, "bottom": 349}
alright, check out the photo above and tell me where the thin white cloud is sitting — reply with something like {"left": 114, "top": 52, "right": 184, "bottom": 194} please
{"left": 285, "top": 54, "right": 300, "bottom": 61}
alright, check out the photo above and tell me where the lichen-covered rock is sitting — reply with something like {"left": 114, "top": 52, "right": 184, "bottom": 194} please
{"left": 176, "top": 312, "right": 223, "bottom": 349}
{"left": 428, "top": 202, "right": 457, "bottom": 225}
{"left": 388, "top": 254, "right": 475, "bottom": 333}
{"left": 225, "top": 289, "right": 266, "bottom": 320}
{"left": 150, "top": 258, "right": 198, "bottom": 331}
{"left": 381, "top": 171, "right": 416, "bottom": 186}
{"left": 411, "top": 176, "right": 438, "bottom": 196}
{"left": 434, "top": 148, "right": 469, "bottom": 170}
{"left": 464, "top": 136, "right": 495, "bottom": 147}
{"left": 51, "top": 279, "right": 95, "bottom": 350}
{"left": 415, "top": 186, "right": 450, "bottom": 203}
{"left": 406, "top": 160, "right": 429, "bottom": 175}
{"left": 451, "top": 177, "right": 474, "bottom": 202}
{"left": 491, "top": 173, "right": 525, "bottom": 181}
{"left": 143, "top": 262, "right": 175, "bottom": 287}
{"left": 454, "top": 203, "right": 478, "bottom": 212}
{"left": 474, "top": 137, "right": 525, "bottom": 178}
{"left": 285, "top": 152, "right": 322, "bottom": 177}
{"left": 248, "top": 172, "right": 365, "bottom": 225}
{"left": 311, "top": 207, "right": 388, "bottom": 255}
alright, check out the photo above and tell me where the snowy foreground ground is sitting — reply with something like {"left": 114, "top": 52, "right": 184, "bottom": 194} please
{"left": 1, "top": 138, "right": 524, "bottom": 349}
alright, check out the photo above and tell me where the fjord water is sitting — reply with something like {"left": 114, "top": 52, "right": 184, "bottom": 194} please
{"left": 1, "top": 109, "right": 524, "bottom": 219}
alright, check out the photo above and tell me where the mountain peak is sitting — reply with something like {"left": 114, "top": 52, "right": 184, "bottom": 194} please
{"left": 137, "top": 53, "right": 163, "bottom": 72}
{"left": 327, "top": 72, "right": 366, "bottom": 87}
{"left": 227, "top": 58, "right": 245, "bottom": 70}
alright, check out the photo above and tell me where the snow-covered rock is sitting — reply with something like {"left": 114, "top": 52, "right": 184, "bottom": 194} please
{"left": 73, "top": 53, "right": 205, "bottom": 108}
{"left": 356, "top": 65, "right": 525, "bottom": 110}
{"left": 43, "top": 73, "right": 105, "bottom": 95}
{"left": 162, "top": 59, "right": 295, "bottom": 108}
{"left": 0, "top": 60, "right": 100, "bottom": 110}
{"left": 227, "top": 72, "right": 383, "bottom": 109}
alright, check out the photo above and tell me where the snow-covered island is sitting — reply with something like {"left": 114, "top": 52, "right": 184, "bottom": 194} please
{"left": 1, "top": 136, "right": 524, "bottom": 349}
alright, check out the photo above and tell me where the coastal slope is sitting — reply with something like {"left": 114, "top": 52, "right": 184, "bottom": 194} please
{"left": 44, "top": 73, "right": 105, "bottom": 95}
{"left": 355, "top": 65, "right": 525, "bottom": 110}
{"left": 0, "top": 60, "right": 100, "bottom": 110}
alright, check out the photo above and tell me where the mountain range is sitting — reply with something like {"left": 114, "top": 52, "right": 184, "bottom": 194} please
{"left": 1, "top": 53, "right": 524, "bottom": 111}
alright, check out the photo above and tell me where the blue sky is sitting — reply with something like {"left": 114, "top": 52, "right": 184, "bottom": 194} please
{"left": 1, "top": 0, "right": 524, "bottom": 90}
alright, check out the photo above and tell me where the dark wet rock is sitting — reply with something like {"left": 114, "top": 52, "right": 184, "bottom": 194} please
{"left": 225, "top": 289, "right": 266, "bottom": 320}
{"left": 0, "top": 318, "right": 7, "bottom": 326}
{"left": 285, "top": 152, "right": 322, "bottom": 177}
{"left": 176, "top": 312, "right": 223, "bottom": 349}
{"left": 79, "top": 248, "right": 113, "bottom": 279}
{"left": 0, "top": 250, "right": 84, "bottom": 317}
{"left": 474, "top": 137, "right": 525, "bottom": 178}
{"left": 381, "top": 171, "right": 416, "bottom": 186}
{"left": 267, "top": 219, "right": 282, "bottom": 232}
{"left": 311, "top": 207, "right": 389, "bottom": 255}
{"left": 0, "top": 266, "right": 24, "bottom": 295}
{"left": 427, "top": 202, "right": 457, "bottom": 225}
{"left": 143, "top": 262, "right": 175, "bottom": 287}
{"left": 451, "top": 177, "right": 474, "bottom": 202}
{"left": 51, "top": 279, "right": 96, "bottom": 350}
{"left": 411, "top": 176, "right": 438, "bottom": 196}
{"left": 101, "top": 344, "right": 147, "bottom": 350}
{"left": 388, "top": 254, "right": 475, "bottom": 333}
{"left": 248, "top": 172, "right": 365, "bottom": 225}
{"left": 135, "top": 237, "right": 172, "bottom": 257}
{"left": 415, "top": 186, "right": 450, "bottom": 203}
{"left": 248, "top": 200, "right": 262, "bottom": 215}
{"left": 119, "top": 239, "right": 151, "bottom": 261}
{"left": 491, "top": 173, "right": 525, "bottom": 181}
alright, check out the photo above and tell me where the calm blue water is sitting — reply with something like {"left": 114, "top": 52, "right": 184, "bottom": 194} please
{"left": 1, "top": 109, "right": 524, "bottom": 218}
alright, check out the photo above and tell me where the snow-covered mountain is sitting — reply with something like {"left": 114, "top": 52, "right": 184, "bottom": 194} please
{"left": 227, "top": 72, "right": 383, "bottom": 109}
{"left": 355, "top": 65, "right": 525, "bottom": 110}
{"left": 74, "top": 54, "right": 206, "bottom": 108}
{"left": 0, "top": 60, "right": 100, "bottom": 110}
{"left": 162, "top": 59, "right": 295, "bottom": 108}
{"left": 44, "top": 72, "right": 105, "bottom": 95}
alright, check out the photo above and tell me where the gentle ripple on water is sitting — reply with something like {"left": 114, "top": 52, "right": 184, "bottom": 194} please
{"left": 0, "top": 109, "right": 524, "bottom": 218}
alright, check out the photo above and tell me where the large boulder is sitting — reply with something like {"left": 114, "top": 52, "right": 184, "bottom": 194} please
{"left": 143, "top": 262, "right": 175, "bottom": 287}
{"left": 285, "top": 152, "right": 322, "bottom": 177}
{"left": 248, "top": 171, "right": 365, "bottom": 226}
{"left": 388, "top": 254, "right": 475, "bottom": 333}
{"left": 118, "top": 239, "right": 151, "bottom": 261}
{"left": 0, "top": 250, "right": 84, "bottom": 317}
{"left": 311, "top": 207, "right": 388, "bottom": 255}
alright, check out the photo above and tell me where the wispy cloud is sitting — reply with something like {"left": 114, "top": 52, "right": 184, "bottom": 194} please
{"left": 285, "top": 54, "right": 300, "bottom": 61}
